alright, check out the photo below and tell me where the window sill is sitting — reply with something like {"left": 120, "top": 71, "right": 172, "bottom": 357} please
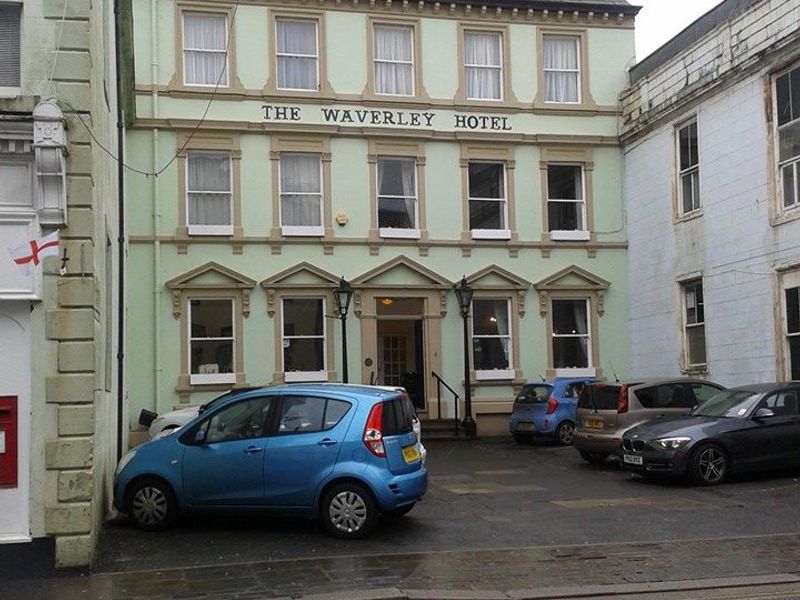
{"left": 284, "top": 371, "right": 328, "bottom": 383}
{"left": 773, "top": 205, "right": 800, "bottom": 226}
{"left": 675, "top": 210, "right": 703, "bottom": 224}
{"left": 553, "top": 367, "right": 596, "bottom": 377}
{"left": 379, "top": 228, "right": 421, "bottom": 239}
{"left": 471, "top": 229, "right": 511, "bottom": 240}
{"left": 681, "top": 364, "right": 708, "bottom": 376}
{"left": 0, "top": 86, "right": 21, "bottom": 98}
{"left": 550, "top": 230, "right": 590, "bottom": 241}
{"left": 190, "top": 373, "right": 236, "bottom": 385}
{"left": 281, "top": 226, "right": 324, "bottom": 237}
{"left": 475, "top": 369, "right": 514, "bottom": 381}
{"left": 188, "top": 225, "right": 234, "bottom": 236}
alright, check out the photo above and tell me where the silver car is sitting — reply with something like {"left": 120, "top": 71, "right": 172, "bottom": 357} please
{"left": 573, "top": 378, "right": 724, "bottom": 465}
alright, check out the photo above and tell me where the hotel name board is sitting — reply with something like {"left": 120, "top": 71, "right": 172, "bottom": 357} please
{"left": 261, "top": 103, "right": 513, "bottom": 132}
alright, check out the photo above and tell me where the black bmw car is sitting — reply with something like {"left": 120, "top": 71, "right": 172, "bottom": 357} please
{"left": 620, "top": 383, "right": 800, "bottom": 485}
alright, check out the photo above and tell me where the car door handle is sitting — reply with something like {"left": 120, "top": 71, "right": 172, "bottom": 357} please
{"left": 243, "top": 446, "right": 263, "bottom": 454}
{"left": 317, "top": 439, "right": 338, "bottom": 447}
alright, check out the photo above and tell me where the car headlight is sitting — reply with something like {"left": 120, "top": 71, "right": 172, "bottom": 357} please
{"left": 652, "top": 437, "right": 691, "bottom": 450}
{"left": 115, "top": 449, "right": 137, "bottom": 476}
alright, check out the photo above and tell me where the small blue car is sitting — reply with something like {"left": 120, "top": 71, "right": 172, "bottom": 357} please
{"left": 114, "top": 384, "right": 427, "bottom": 538}
{"left": 509, "top": 378, "right": 601, "bottom": 445}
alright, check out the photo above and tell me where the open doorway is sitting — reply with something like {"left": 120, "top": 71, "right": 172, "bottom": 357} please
{"left": 376, "top": 298, "right": 425, "bottom": 411}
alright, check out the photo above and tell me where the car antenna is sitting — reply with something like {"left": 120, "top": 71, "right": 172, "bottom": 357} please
{"left": 609, "top": 361, "right": 620, "bottom": 383}
{"left": 538, "top": 373, "right": 545, "bottom": 382}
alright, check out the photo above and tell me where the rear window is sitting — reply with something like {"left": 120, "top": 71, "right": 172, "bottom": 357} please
{"left": 515, "top": 385, "right": 553, "bottom": 404}
{"left": 382, "top": 395, "right": 416, "bottom": 436}
{"left": 634, "top": 384, "right": 693, "bottom": 409}
{"left": 578, "top": 385, "right": 620, "bottom": 410}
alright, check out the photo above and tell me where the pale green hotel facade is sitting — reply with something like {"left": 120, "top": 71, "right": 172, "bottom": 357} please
{"left": 125, "top": 0, "right": 638, "bottom": 436}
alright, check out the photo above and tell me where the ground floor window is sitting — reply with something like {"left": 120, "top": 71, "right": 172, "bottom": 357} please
{"left": 682, "top": 280, "right": 706, "bottom": 367}
{"left": 472, "top": 298, "right": 513, "bottom": 379}
{"left": 785, "top": 286, "right": 800, "bottom": 380}
{"left": 189, "top": 298, "right": 235, "bottom": 385}
{"left": 282, "top": 298, "right": 326, "bottom": 381}
{"left": 551, "top": 298, "right": 591, "bottom": 370}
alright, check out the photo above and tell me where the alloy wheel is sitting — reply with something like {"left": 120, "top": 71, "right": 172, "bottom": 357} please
{"left": 557, "top": 422, "right": 575, "bottom": 445}
{"left": 697, "top": 446, "right": 726, "bottom": 484}
{"left": 131, "top": 485, "right": 169, "bottom": 526}
{"left": 328, "top": 490, "right": 368, "bottom": 533}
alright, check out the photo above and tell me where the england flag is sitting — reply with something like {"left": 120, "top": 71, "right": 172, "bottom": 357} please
{"left": 9, "top": 231, "right": 60, "bottom": 275}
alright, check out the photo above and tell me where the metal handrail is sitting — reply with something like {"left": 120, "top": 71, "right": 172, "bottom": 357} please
{"left": 431, "top": 370, "right": 460, "bottom": 435}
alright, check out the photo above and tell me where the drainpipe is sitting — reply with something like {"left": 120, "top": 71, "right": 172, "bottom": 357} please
{"left": 151, "top": 0, "right": 161, "bottom": 411}
{"left": 114, "top": 0, "right": 126, "bottom": 460}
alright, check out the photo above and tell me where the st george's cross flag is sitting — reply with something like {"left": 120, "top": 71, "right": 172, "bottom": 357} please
{"left": 9, "top": 231, "right": 60, "bottom": 275}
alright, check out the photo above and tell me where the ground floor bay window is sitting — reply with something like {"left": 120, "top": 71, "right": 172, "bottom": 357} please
{"left": 282, "top": 298, "right": 326, "bottom": 382}
{"left": 189, "top": 298, "right": 235, "bottom": 385}
{"left": 551, "top": 298, "right": 592, "bottom": 375}
{"left": 472, "top": 298, "right": 513, "bottom": 379}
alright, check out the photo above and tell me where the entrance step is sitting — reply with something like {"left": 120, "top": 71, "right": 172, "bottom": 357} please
{"left": 419, "top": 418, "right": 466, "bottom": 440}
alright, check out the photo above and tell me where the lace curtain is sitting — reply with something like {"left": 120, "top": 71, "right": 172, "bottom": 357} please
{"left": 183, "top": 13, "right": 227, "bottom": 85}
{"left": 187, "top": 152, "right": 231, "bottom": 226}
{"left": 276, "top": 19, "right": 318, "bottom": 91}
{"left": 543, "top": 36, "right": 579, "bottom": 103}
{"left": 280, "top": 154, "right": 322, "bottom": 227}
{"left": 374, "top": 25, "right": 413, "bottom": 95}
{"left": 465, "top": 32, "right": 501, "bottom": 100}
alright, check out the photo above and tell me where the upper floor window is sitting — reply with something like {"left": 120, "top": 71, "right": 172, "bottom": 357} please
{"left": 282, "top": 298, "right": 326, "bottom": 382}
{"left": 472, "top": 298, "right": 513, "bottom": 379}
{"left": 464, "top": 31, "right": 502, "bottom": 101}
{"left": 276, "top": 18, "right": 319, "bottom": 91}
{"left": 682, "top": 280, "right": 706, "bottom": 367}
{"left": 776, "top": 65, "right": 800, "bottom": 211}
{"left": 552, "top": 298, "right": 591, "bottom": 371}
{"left": 373, "top": 24, "right": 414, "bottom": 96}
{"left": 543, "top": 35, "right": 579, "bottom": 104}
{"left": 677, "top": 119, "right": 700, "bottom": 215}
{"left": 0, "top": 2, "right": 21, "bottom": 89}
{"left": 186, "top": 151, "right": 232, "bottom": 235}
{"left": 547, "top": 164, "right": 586, "bottom": 237}
{"left": 377, "top": 157, "right": 418, "bottom": 237}
{"left": 189, "top": 298, "right": 235, "bottom": 385}
{"left": 279, "top": 153, "right": 323, "bottom": 236}
{"left": 182, "top": 12, "right": 228, "bottom": 87}
{"left": 468, "top": 162, "right": 508, "bottom": 239}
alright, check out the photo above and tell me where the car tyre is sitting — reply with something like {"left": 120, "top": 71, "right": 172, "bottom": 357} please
{"left": 580, "top": 450, "right": 608, "bottom": 465}
{"left": 126, "top": 477, "right": 177, "bottom": 531}
{"left": 689, "top": 443, "right": 728, "bottom": 486}
{"left": 321, "top": 482, "right": 379, "bottom": 539}
{"left": 513, "top": 433, "right": 533, "bottom": 445}
{"left": 554, "top": 421, "right": 575, "bottom": 446}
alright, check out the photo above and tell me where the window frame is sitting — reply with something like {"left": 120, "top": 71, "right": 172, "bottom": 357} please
{"left": 471, "top": 297, "right": 514, "bottom": 380}
{"left": 546, "top": 162, "right": 588, "bottom": 239}
{"left": 185, "top": 150, "right": 234, "bottom": 236}
{"left": 676, "top": 118, "right": 701, "bottom": 217}
{"left": 181, "top": 10, "right": 230, "bottom": 88}
{"left": 542, "top": 34, "right": 581, "bottom": 105}
{"left": 372, "top": 22, "right": 416, "bottom": 97}
{"left": 463, "top": 29, "right": 504, "bottom": 102}
{"left": 278, "top": 152, "right": 325, "bottom": 237}
{"left": 274, "top": 17, "right": 320, "bottom": 92}
{"left": 0, "top": 1, "right": 22, "bottom": 95}
{"left": 774, "top": 64, "right": 800, "bottom": 213}
{"left": 188, "top": 297, "right": 236, "bottom": 386}
{"left": 376, "top": 155, "right": 420, "bottom": 238}
{"left": 281, "top": 297, "right": 328, "bottom": 383}
{"left": 781, "top": 272, "right": 800, "bottom": 381}
{"left": 467, "top": 161, "right": 510, "bottom": 240}
{"left": 681, "top": 279, "right": 707, "bottom": 368}
{"left": 550, "top": 297, "right": 594, "bottom": 377}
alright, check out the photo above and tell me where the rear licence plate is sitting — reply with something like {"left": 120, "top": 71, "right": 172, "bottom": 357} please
{"left": 402, "top": 445, "right": 421, "bottom": 463}
{"left": 584, "top": 418, "right": 604, "bottom": 430}
{"left": 623, "top": 454, "right": 643, "bottom": 466}
{"left": 517, "top": 422, "right": 535, "bottom": 432}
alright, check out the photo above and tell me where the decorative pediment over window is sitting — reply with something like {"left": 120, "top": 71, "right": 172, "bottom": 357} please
{"left": 166, "top": 262, "right": 256, "bottom": 318}
{"left": 533, "top": 265, "right": 610, "bottom": 317}
{"left": 353, "top": 256, "right": 451, "bottom": 289}
{"left": 467, "top": 265, "right": 531, "bottom": 317}
{"left": 260, "top": 262, "right": 340, "bottom": 317}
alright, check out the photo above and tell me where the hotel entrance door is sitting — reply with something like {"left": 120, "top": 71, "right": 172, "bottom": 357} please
{"left": 376, "top": 298, "right": 425, "bottom": 410}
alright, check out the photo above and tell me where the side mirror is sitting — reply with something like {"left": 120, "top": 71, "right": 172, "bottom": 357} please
{"left": 754, "top": 407, "right": 775, "bottom": 420}
{"left": 194, "top": 428, "right": 207, "bottom": 444}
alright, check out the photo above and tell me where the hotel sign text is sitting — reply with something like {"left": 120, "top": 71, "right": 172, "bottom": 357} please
{"left": 261, "top": 104, "right": 513, "bottom": 132}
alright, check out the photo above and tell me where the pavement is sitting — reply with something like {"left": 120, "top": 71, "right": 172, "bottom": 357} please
{"left": 12, "top": 438, "right": 800, "bottom": 599}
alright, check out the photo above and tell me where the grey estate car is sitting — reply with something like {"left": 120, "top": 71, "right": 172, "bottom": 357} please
{"left": 573, "top": 378, "right": 725, "bottom": 465}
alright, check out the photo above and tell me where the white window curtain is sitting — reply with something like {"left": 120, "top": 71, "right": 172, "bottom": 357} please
{"left": 465, "top": 32, "right": 501, "bottom": 100}
{"left": 187, "top": 152, "right": 232, "bottom": 229}
{"left": 472, "top": 298, "right": 512, "bottom": 376}
{"left": 543, "top": 36, "right": 579, "bottom": 103}
{"left": 276, "top": 19, "right": 318, "bottom": 91}
{"left": 377, "top": 158, "right": 417, "bottom": 230}
{"left": 280, "top": 154, "right": 322, "bottom": 229}
{"left": 374, "top": 25, "right": 414, "bottom": 96}
{"left": 0, "top": 3, "right": 21, "bottom": 87}
{"left": 183, "top": 13, "right": 228, "bottom": 86}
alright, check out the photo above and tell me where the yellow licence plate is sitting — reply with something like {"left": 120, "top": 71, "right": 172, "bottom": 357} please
{"left": 402, "top": 445, "right": 421, "bottom": 463}
{"left": 584, "top": 418, "right": 604, "bottom": 430}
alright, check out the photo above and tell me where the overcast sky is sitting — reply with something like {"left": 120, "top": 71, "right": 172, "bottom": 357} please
{"left": 634, "top": 0, "right": 726, "bottom": 61}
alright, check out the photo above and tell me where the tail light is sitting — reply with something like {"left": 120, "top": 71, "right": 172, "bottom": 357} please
{"left": 363, "top": 403, "right": 385, "bottom": 457}
{"left": 617, "top": 385, "right": 629, "bottom": 413}
{"left": 546, "top": 396, "right": 558, "bottom": 415}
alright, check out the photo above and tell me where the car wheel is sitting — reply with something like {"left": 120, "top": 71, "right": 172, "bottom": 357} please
{"left": 580, "top": 450, "right": 608, "bottom": 465}
{"left": 555, "top": 421, "right": 575, "bottom": 446}
{"left": 690, "top": 443, "right": 728, "bottom": 486}
{"left": 513, "top": 433, "right": 532, "bottom": 444}
{"left": 386, "top": 503, "right": 416, "bottom": 519}
{"left": 321, "top": 482, "right": 378, "bottom": 539}
{"left": 126, "top": 478, "right": 177, "bottom": 531}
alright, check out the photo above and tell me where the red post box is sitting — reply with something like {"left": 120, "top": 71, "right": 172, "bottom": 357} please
{"left": 0, "top": 396, "right": 18, "bottom": 488}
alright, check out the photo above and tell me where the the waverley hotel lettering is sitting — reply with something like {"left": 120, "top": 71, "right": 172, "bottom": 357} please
{"left": 261, "top": 104, "right": 512, "bottom": 131}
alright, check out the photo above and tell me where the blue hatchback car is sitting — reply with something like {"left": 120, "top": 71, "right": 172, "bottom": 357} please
{"left": 509, "top": 378, "right": 600, "bottom": 445}
{"left": 114, "top": 384, "right": 427, "bottom": 538}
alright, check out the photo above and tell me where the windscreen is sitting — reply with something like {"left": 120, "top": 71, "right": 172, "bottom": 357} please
{"left": 515, "top": 385, "right": 553, "bottom": 404}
